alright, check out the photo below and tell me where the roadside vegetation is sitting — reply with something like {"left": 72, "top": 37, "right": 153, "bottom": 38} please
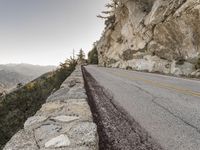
{"left": 195, "top": 57, "right": 200, "bottom": 69}
{"left": 88, "top": 45, "right": 98, "bottom": 64}
{"left": 77, "top": 49, "right": 86, "bottom": 63}
{"left": 0, "top": 57, "right": 77, "bottom": 149}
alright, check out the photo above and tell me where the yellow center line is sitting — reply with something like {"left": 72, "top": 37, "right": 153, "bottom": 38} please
{"left": 106, "top": 70, "right": 200, "bottom": 98}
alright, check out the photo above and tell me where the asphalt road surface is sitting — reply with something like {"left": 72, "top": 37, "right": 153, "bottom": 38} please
{"left": 85, "top": 65, "right": 200, "bottom": 150}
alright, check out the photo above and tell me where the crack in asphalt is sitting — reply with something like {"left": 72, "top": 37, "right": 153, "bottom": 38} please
{"left": 151, "top": 98, "right": 200, "bottom": 134}
{"left": 99, "top": 68, "right": 200, "bottom": 137}
{"left": 123, "top": 76, "right": 200, "bottom": 135}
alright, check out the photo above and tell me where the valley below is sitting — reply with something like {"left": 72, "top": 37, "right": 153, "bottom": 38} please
{"left": 0, "top": 64, "right": 56, "bottom": 93}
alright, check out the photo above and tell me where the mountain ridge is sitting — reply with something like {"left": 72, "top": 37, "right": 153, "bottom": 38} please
{"left": 0, "top": 63, "right": 56, "bottom": 92}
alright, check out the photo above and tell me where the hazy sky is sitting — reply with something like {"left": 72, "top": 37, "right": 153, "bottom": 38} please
{"left": 0, "top": 0, "right": 108, "bottom": 66}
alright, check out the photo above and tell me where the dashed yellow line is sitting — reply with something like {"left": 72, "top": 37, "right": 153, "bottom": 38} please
{"left": 107, "top": 71, "right": 200, "bottom": 98}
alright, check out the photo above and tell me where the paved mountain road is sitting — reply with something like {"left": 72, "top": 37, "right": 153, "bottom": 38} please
{"left": 85, "top": 65, "right": 200, "bottom": 150}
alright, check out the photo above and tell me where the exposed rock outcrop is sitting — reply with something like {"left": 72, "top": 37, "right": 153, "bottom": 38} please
{"left": 3, "top": 66, "right": 98, "bottom": 150}
{"left": 97, "top": 0, "right": 200, "bottom": 77}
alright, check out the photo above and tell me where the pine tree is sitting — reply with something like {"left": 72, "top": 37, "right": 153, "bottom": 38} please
{"left": 88, "top": 46, "right": 98, "bottom": 64}
{"left": 77, "top": 49, "right": 85, "bottom": 62}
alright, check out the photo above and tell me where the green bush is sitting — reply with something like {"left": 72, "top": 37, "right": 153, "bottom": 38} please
{"left": 195, "top": 58, "right": 200, "bottom": 69}
{"left": 176, "top": 57, "right": 185, "bottom": 65}
{"left": 88, "top": 46, "right": 98, "bottom": 64}
{"left": 77, "top": 49, "right": 86, "bottom": 63}
{"left": 122, "top": 49, "right": 134, "bottom": 61}
{"left": 126, "top": 66, "right": 132, "bottom": 70}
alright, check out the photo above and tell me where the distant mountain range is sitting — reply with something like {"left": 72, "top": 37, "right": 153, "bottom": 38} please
{"left": 0, "top": 64, "right": 56, "bottom": 92}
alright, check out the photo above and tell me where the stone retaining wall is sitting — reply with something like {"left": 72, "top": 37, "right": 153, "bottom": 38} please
{"left": 3, "top": 66, "right": 99, "bottom": 150}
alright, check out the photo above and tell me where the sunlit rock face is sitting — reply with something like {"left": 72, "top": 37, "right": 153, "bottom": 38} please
{"left": 97, "top": 0, "right": 200, "bottom": 77}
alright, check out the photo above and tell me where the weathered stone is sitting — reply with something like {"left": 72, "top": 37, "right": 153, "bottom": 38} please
{"left": 171, "top": 61, "right": 196, "bottom": 76}
{"left": 52, "top": 115, "right": 79, "bottom": 123}
{"left": 62, "top": 99, "right": 92, "bottom": 122}
{"left": 36, "top": 99, "right": 92, "bottom": 122}
{"left": 191, "top": 69, "right": 200, "bottom": 77}
{"left": 68, "top": 122, "right": 98, "bottom": 147}
{"left": 45, "top": 134, "right": 70, "bottom": 148}
{"left": 3, "top": 130, "right": 38, "bottom": 150}
{"left": 63, "top": 87, "right": 87, "bottom": 100}
{"left": 47, "top": 87, "right": 70, "bottom": 102}
{"left": 24, "top": 116, "right": 48, "bottom": 129}
{"left": 40, "top": 102, "right": 64, "bottom": 112}
{"left": 62, "top": 77, "right": 84, "bottom": 88}
{"left": 47, "top": 86, "right": 86, "bottom": 102}
{"left": 34, "top": 124, "right": 62, "bottom": 147}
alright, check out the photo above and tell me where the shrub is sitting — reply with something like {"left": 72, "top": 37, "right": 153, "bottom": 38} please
{"left": 77, "top": 49, "right": 85, "bottom": 63}
{"left": 122, "top": 49, "right": 135, "bottom": 61}
{"left": 88, "top": 46, "right": 98, "bottom": 64}
{"left": 195, "top": 58, "right": 200, "bottom": 69}
{"left": 117, "top": 36, "right": 123, "bottom": 44}
{"left": 176, "top": 57, "right": 185, "bottom": 65}
{"left": 126, "top": 66, "right": 132, "bottom": 70}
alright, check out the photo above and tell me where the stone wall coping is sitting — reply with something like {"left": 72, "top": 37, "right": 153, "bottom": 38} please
{"left": 3, "top": 66, "right": 99, "bottom": 150}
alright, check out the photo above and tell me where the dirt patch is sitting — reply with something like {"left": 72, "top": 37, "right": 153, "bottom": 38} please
{"left": 82, "top": 67, "right": 163, "bottom": 150}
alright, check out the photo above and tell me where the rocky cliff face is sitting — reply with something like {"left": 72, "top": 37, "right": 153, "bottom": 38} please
{"left": 97, "top": 0, "right": 200, "bottom": 77}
